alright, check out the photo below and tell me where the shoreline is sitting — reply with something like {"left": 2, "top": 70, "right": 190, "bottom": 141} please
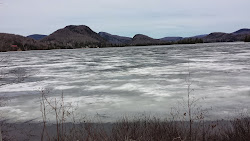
{"left": 0, "top": 41, "right": 248, "bottom": 53}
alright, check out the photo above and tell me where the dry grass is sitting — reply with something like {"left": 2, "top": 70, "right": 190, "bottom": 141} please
{"left": 220, "top": 115, "right": 250, "bottom": 141}
{"left": 36, "top": 116, "right": 250, "bottom": 141}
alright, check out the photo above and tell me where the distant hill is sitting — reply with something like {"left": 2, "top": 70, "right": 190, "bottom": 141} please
{"left": 160, "top": 37, "right": 183, "bottom": 42}
{"left": 41, "top": 25, "right": 108, "bottom": 48}
{"left": 233, "top": 28, "right": 250, "bottom": 34}
{"left": 98, "top": 32, "right": 132, "bottom": 45}
{"left": 1, "top": 26, "right": 250, "bottom": 52}
{"left": 130, "top": 34, "right": 164, "bottom": 46}
{"left": 0, "top": 33, "right": 48, "bottom": 52}
{"left": 202, "top": 32, "right": 233, "bottom": 42}
{"left": 202, "top": 29, "right": 250, "bottom": 42}
{"left": 160, "top": 34, "right": 207, "bottom": 42}
{"left": 190, "top": 34, "right": 208, "bottom": 39}
{"left": 27, "top": 34, "right": 47, "bottom": 40}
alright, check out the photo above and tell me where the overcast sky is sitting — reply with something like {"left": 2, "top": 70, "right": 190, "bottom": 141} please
{"left": 0, "top": 0, "right": 250, "bottom": 38}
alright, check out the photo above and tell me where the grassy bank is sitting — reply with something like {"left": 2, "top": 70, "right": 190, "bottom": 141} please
{"left": 1, "top": 115, "right": 250, "bottom": 141}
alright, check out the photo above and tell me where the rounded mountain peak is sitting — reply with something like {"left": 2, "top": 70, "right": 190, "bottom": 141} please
{"left": 65, "top": 25, "right": 91, "bottom": 30}
{"left": 63, "top": 25, "right": 94, "bottom": 35}
{"left": 133, "top": 34, "right": 154, "bottom": 40}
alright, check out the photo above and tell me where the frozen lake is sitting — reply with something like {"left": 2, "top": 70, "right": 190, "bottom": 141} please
{"left": 0, "top": 42, "right": 250, "bottom": 122}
